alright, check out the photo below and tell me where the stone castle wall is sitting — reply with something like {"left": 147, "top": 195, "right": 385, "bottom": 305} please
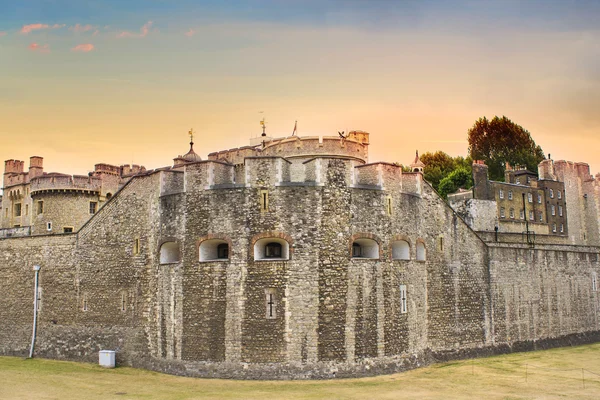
{"left": 31, "top": 191, "right": 99, "bottom": 234}
{"left": 0, "top": 154, "right": 598, "bottom": 379}
{"left": 553, "top": 161, "right": 600, "bottom": 245}
{"left": 0, "top": 234, "right": 78, "bottom": 357}
{"left": 489, "top": 243, "right": 600, "bottom": 343}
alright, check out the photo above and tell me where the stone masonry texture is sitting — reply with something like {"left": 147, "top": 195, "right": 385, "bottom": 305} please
{"left": 0, "top": 132, "right": 599, "bottom": 379}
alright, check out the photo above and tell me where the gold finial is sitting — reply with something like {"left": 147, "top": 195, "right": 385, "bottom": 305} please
{"left": 188, "top": 128, "right": 194, "bottom": 144}
{"left": 260, "top": 118, "right": 266, "bottom": 136}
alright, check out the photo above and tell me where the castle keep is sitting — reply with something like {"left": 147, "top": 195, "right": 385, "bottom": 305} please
{"left": 1, "top": 158, "right": 145, "bottom": 236}
{"left": 0, "top": 131, "right": 599, "bottom": 379}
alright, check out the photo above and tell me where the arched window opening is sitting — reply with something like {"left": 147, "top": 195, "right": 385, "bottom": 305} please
{"left": 217, "top": 243, "right": 229, "bottom": 259}
{"left": 351, "top": 238, "right": 379, "bottom": 259}
{"left": 199, "top": 239, "right": 229, "bottom": 261}
{"left": 416, "top": 241, "right": 426, "bottom": 261}
{"left": 352, "top": 243, "right": 362, "bottom": 258}
{"left": 254, "top": 238, "right": 290, "bottom": 261}
{"left": 391, "top": 240, "right": 410, "bottom": 260}
{"left": 106, "top": 193, "right": 113, "bottom": 200}
{"left": 265, "top": 242, "right": 282, "bottom": 258}
{"left": 160, "top": 241, "right": 180, "bottom": 264}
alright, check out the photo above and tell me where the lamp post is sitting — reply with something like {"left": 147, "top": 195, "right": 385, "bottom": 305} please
{"left": 29, "top": 265, "right": 41, "bottom": 358}
{"left": 494, "top": 219, "right": 499, "bottom": 242}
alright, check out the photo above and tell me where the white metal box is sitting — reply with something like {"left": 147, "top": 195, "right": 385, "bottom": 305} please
{"left": 99, "top": 350, "right": 116, "bottom": 368}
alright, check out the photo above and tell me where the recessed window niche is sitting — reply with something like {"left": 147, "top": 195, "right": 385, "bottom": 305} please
{"left": 159, "top": 241, "right": 180, "bottom": 264}
{"left": 391, "top": 240, "right": 410, "bottom": 260}
{"left": 351, "top": 238, "right": 379, "bottom": 259}
{"left": 254, "top": 238, "right": 289, "bottom": 261}
{"left": 199, "top": 239, "right": 230, "bottom": 261}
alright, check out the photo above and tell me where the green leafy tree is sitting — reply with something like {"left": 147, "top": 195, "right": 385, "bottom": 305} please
{"left": 438, "top": 167, "right": 473, "bottom": 199}
{"left": 421, "top": 151, "right": 455, "bottom": 191}
{"left": 467, "top": 116, "right": 545, "bottom": 181}
{"left": 421, "top": 151, "right": 472, "bottom": 192}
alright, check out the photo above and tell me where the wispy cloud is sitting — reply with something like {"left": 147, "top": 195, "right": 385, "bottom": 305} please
{"left": 21, "top": 23, "right": 65, "bottom": 34}
{"left": 70, "top": 24, "right": 95, "bottom": 33}
{"left": 185, "top": 28, "right": 196, "bottom": 37}
{"left": 28, "top": 43, "right": 50, "bottom": 53}
{"left": 71, "top": 43, "right": 94, "bottom": 52}
{"left": 0, "top": 31, "right": 6, "bottom": 37}
{"left": 22, "top": 23, "right": 48, "bottom": 33}
{"left": 117, "top": 21, "right": 153, "bottom": 38}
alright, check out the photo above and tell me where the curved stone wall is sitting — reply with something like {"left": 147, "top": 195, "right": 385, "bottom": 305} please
{"left": 0, "top": 157, "right": 598, "bottom": 380}
{"left": 31, "top": 191, "right": 101, "bottom": 234}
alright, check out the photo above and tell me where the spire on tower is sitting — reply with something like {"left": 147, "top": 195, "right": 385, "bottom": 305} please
{"left": 410, "top": 150, "right": 425, "bottom": 173}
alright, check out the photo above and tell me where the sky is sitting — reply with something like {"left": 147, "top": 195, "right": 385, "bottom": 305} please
{"left": 1, "top": 0, "right": 599, "bottom": 178}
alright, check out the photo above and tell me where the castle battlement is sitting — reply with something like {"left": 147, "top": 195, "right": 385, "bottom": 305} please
{"left": 3, "top": 159, "right": 25, "bottom": 174}
{"left": 93, "top": 163, "right": 146, "bottom": 177}
{"left": 178, "top": 155, "right": 424, "bottom": 197}
{"left": 120, "top": 164, "right": 146, "bottom": 177}
{"left": 208, "top": 132, "right": 370, "bottom": 165}
{"left": 30, "top": 173, "right": 102, "bottom": 194}
{"left": 94, "top": 163, "right": 121, "bottom": 175}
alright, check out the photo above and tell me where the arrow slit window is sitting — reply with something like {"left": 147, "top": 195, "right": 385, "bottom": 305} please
{"left": 399, "top": 284, "right": 407, "bottom": 314}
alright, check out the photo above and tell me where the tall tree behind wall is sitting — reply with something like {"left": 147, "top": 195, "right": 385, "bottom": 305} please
{"left": 467, "top": 116, "right": 545, "bottom": 181}
{"left": 421, "top": 151, "right": 472, "bottom": 192}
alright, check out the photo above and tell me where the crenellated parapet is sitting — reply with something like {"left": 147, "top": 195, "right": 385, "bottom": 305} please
{"left": 208, "top": 146, "right": 258, "bottom": 165}
{"left": 3, "top": 159, "right": 25, "bottom": 175}
{"left": 30, "top": 173, "right": 102, "bottom": 194}
{"left": 120, "top": 164, "right": 146, "bottom": 177}
{"left": 354, "top": 162, "right": 403, "bottom": 190}
{"left": 262, "top": 134, "right": 368, "bottom": 162}
{"left": 94, "top": 163, "right": 121, "bottom": 176}
{"left": 179, "top": 155, "right": 423, "bottom": 199}
{"left": 3, "top": 159, "right": 27, "bottom": 188}
{"left": 93, "top": 163, "right": 146, "bottom": 178}
{"left": 207, "top": 132, "right": 370, "bottom": 165}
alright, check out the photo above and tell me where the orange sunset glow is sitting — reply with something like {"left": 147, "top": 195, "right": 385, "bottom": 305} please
{"left": 1, "top": 1, "right": 599, "bottom": 178}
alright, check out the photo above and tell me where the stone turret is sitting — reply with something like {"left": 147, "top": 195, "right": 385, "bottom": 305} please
{"left": 346, "top": 130, "right": 370, "bottom": 145}
{"left": 28, "top": 156, "right": 43, "bottom": 179}
{"left": 3, "top": 159, "right": 24, "bottom": 175}
{"left": 174, "top": 130, "right": 202, "bottom": 167}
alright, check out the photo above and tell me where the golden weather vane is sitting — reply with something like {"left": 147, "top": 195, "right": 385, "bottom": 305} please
{"left": 260, "top": 117, "right": 266, "bottom": 136}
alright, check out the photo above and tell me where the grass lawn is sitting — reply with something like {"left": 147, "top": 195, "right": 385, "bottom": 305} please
{"left": 1, "top": 344, "right": 600, "bottom": 399}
